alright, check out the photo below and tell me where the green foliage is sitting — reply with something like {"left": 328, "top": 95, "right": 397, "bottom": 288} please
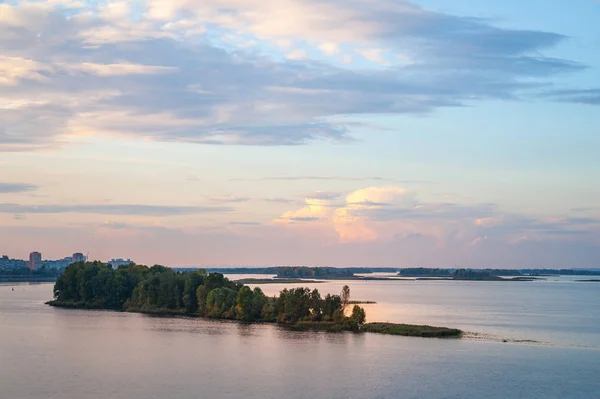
{"left": 51, "top": 262, "right": 365, "bottom": 329}
{"left": 351, "top": 305, "right": 366, "bottom": 325}
{"left": 183, "top": 271, "right": 205, "bottom": 313}
{"left": 53, "top": 261, "right": 144, "bottom": 309}
{"left": 196, "top": 285, "right": 208, "bottom": 314}
{"left": 322, "top": 294, "right": 341, "bottom": 320}
{"left": 0, "top": 265, "right": 62, "bottom": 278}
{"left": 206, "top": 287, "right": 237, "bottom": 318}
{"left": 235, "top": 286, "right": 254, "bottom": 321}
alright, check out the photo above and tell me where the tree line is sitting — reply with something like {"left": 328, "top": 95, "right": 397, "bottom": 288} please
{"left": 51, "top": 262, "right": 366, "bottom": 329}
{"left": 0, "top": 266, "right": 62, "bottom": 277}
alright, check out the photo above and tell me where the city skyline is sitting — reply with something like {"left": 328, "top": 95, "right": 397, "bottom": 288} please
{"left": 1, "top": 1, "right": 599, "bottom": 267}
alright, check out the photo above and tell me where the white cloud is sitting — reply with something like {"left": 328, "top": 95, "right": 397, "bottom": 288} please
{"left": 0, "top": 0, "right": 587, "bottom": 150}
{"left": 355, "top": 48, "right": 390, "bottom": 65}
{"left": 286, "top": 49, "right": 308, "bottom": 60}
{"left": 0, "top": 56, "right": 50, "bottom": 86}
{"left": 318, "top": 42, "right": 340, "bottom": 56}
{"left": 276, "top": 185, "right": 600, "bottom": 245}
{"left": 62, "top": 62, "right": 178, "bottom": 76}
{"left": 0, "top": 56, "right": 176, "bottom": 86}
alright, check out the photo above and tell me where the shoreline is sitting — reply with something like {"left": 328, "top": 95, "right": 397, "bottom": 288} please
{"left": 238, "top": 276, "right": 547, "bottom": 284}
{"left": 46, "top": 300, "right": 462, "bottom": 338}
{"left": 0, "top": 276, "right": 57, "bottom": 283}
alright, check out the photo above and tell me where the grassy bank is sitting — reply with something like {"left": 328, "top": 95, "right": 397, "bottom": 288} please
{"left": 361, "top": 322, "right": 462, "bottom": 338}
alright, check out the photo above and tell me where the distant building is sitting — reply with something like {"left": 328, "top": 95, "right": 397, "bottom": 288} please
{"left": 29, "top": 252, "right": 42, "bottom": 270}
{"left": 108, "top": 258, "right": 133, "bottom": 268}
{"left": 72, "top": 253, "right": 86, "bottom": 263}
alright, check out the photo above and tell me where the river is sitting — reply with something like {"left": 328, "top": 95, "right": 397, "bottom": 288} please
{"left": 1, "top": 278, "right": 599, "bottom": 399}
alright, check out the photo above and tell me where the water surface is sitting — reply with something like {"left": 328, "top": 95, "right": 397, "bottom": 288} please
{"left": 1, "top": 282, "right": 599, "bottom": 399}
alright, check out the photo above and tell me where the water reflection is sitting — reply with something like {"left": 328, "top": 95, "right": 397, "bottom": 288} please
{"left": 251, "top": 277, "right": 600, "bottom": 347}
{"left": 1, "top": 283, "right": 600, "bottom": 399}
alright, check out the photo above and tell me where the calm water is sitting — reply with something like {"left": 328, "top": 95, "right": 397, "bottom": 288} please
{"left": 1, "top": 280, "right": 599, "bottom": 399}
{"left": 247, "top": 275, "right": 600, "bottom": 348}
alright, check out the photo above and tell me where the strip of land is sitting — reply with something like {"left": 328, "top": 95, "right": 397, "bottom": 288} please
{"left": 361, "top": 323, "right": 462, "bottom": 338}
{"left": 216, "top": 266, "right": 597, "bottom": 282}
{"left": 233, "top": 278, "right": 325, "bottom": 284}
{"left": 0, "top": 276, "right": 57, "bottom": 283}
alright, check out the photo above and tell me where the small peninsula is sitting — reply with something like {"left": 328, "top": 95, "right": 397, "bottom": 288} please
{"left": 48, "top": 262, "right": 461, "bottom": 338}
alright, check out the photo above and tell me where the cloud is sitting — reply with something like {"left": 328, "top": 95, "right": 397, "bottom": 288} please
{"left": 208, "top": 195, "right": 251, "bottom": 203}
{"left": 0, "top": 203, "right": 233, "bottom": 216}
{"left": 0, "top": 1, "right": 588, "bottom": 150}
{"left": 233, "top": 176, "right": 386, "bottom": 182}
{"left": 286, "top": 49, "right": 308, "bottom": 60}
{"left": 0, "top": 183, "right": 38, "bottom": 193}
{"left": 101, "top": 221, "right": 130, "bottom": 229}
{"left": 570, "top": 207, "right": 600, "bottom": 213}
{"left": 546, "top": 88, "right": 600, "bottom": 105}
{"left": 355, "top": 48, "right": 389, "bottom": 65}
{"left": 0, "top": 55, "right": 176, "bottom": 87}
{"left": 260, "top": 198, "right": 296, "bottom": 204}
{"left": 276, "top": 185, "right": 600, "bottom": 245}
{"left": 288, "top": 216, "right": 321, "bottom": 222}
{"left": 3, "top": 222, "right": 599, "bottom": 268}
{"left": 306, "top": 191, "right": 345, "bottom": 200}
{"left": 229, "top": 221, "right": 262, "bottom": 226}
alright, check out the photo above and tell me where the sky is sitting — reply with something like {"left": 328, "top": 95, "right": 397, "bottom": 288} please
{"left": 1, "top": 0, "right": 599, "bottom": 268}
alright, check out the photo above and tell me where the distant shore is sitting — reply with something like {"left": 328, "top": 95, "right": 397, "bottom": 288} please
{"left": 233, "top": 278, "right": 326, "bottom": 284}
{"left": 0, "top": 276, "right": 57, "bottom": 283}
{"left": 235, "top": 276, "right": 544, "bottom": 284}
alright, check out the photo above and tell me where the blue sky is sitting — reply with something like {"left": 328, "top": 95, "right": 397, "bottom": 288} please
{"left": 0, "top": 0, "right": 599, "bottom": 267}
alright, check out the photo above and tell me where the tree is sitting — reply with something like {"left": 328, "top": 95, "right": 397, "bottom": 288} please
{"left": 196, "top": 285, "right": 209, "bottom": 315}
{"left": 309, "top": 289, "right": 322, "bottom": 321}
{"left": 206, "top": 287, "right": 237, "bottom": 318}
{"left": 351, "top": 305, "right": 366, "bottom": 325}
{"left": 236, "top": 286, "right": 254, "bottom": 321}
{"left": 183, "top": 272, "right": 205, "bottom": 313}
{"left": 252, "top": 287, "right": 267, "bottom": 320}
{"left": 51, "top": 263, "right": 367, "bottom": 330}
{"left": 341, "top": 285, "right": 350, "bottom": 311}
{"left": 323, "top": 294, "right": 342, "bottom": 321}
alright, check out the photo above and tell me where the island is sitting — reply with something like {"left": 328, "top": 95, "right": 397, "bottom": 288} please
{"left": 199, "top": 266, "right": 399, "bottom": 275}
{"left": 400, "top": 268, "right": 547, "bottom": 281}
{"left": 210, "top": 266, "right": 587, "bottom": 283}
{"left": 47, "top": 262, "right": 461, "bottom": 338}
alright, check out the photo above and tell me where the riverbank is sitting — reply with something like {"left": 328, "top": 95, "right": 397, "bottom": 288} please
{"left": 47, "top": 300, "right": 462, "bottom": 338}
{"left": 0, "top": 276, "right": 57, "bottom": 283}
